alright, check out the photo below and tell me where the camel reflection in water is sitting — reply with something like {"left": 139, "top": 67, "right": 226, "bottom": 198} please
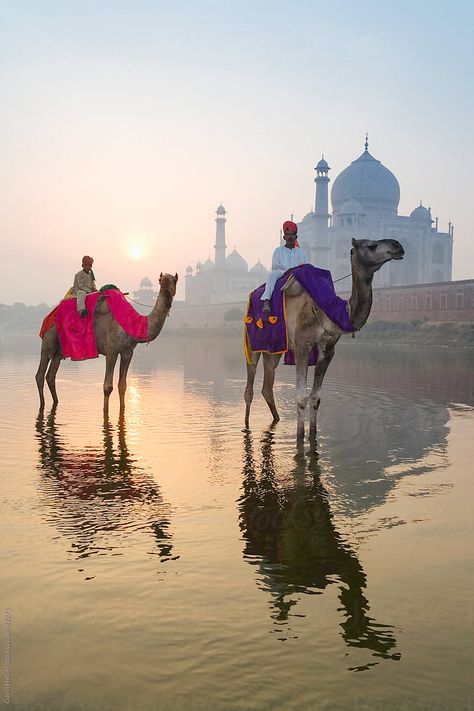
{"left": 35, "top": 408, "right": 176, "bottom": 563}
{"left": 239, "top": 430, "right": 400, "bottom": 668}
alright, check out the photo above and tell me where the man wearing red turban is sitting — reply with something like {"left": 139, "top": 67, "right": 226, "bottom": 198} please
{"left": 72, "top": 256, "right": 97, "bottom": 318}
{"left": 261, "top": 220, "right": 306, "bottom": 312}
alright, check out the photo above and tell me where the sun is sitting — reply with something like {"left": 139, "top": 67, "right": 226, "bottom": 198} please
{"left": 129, "top": 246, "right": 144, "bottom": 261}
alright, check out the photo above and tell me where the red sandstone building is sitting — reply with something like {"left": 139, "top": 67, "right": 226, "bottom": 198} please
{"left": 340, "top": 279, "right": 474, "bottom": 323}
{"left": 170, "top": 278, "right": 474, "bottom": 329}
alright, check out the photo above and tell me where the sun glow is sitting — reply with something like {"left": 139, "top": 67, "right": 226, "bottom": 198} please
{"left": 129, "top": 246, "right": 144, "bottom": 261}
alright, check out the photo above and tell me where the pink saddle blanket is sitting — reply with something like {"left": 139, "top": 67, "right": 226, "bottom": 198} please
{"left": 50, "top": 290, "right": 149, "bottom": 361}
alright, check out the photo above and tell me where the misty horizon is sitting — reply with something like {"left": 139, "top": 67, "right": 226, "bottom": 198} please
{"left": 1, "top": 1, "right": 473, "bottom": 305}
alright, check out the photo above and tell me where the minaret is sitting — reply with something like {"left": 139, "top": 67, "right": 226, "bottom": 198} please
{"left": 214, "top": 204, "right": 227, "bottom": 269}
{"left": 313, "top": 155, "right": 331, "bottom": 268}
{"left": 185, "top": 265, "right": 193, "bottom": 304}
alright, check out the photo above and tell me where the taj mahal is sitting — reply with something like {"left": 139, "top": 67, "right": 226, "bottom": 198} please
{"left": 183, "top": 137, "right": 453, "bottom": 305}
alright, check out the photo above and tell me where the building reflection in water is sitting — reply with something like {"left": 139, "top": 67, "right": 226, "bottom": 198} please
{"left": 319, "top": 393, "right": 450, "bottom": 516}
{"left": 35, "top": 408, "right": 176, "bottom": 564}
{"left": 239, "top": 429, "right": 400, "bottom": 669}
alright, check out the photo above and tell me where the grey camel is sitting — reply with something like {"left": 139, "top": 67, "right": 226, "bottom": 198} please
{"left": 244, "top": 239, "right": 404, "bottom": 439}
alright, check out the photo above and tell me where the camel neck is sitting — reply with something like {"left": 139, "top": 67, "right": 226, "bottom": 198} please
{"left": 348, "top": 254, "right": 373, "bottom": 331}
{"left": 147, "top": 291, "right": 172, "bottom": 341}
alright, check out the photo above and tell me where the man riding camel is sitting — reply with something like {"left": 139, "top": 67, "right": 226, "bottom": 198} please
{"left": 261, "top": 220, "right": 306, "bottom": 312}
{"left": 73, "top": 255, "right": 96, "bottom": 318}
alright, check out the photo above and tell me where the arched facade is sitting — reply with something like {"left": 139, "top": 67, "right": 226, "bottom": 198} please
{"left": 297, "top": 140, "right": 453, "bottom": 288}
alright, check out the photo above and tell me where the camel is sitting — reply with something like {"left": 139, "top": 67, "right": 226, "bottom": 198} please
{"left": 244, "top": 238, "right": 404, "bottom": 439}
{"left": 36, "top": 272, "right": 178, "bottom": 413}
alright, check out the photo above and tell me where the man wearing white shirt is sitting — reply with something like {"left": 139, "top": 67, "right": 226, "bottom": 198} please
{"left": 262, "top": 220, "right": 306, "bottom": 312}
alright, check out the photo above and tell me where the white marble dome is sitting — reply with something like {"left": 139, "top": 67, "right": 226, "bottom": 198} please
{"left": 201, "top": 258, "right": 214, "bottom": 271}
{"left": 332, "top": 149, "right": 400, "bottom": 214}
{"left": 339, "top": 199, "right": 364, "bottom": 215}
{"left": 410, "top": 204, "right": 432, "bottom": 221}
{"left": 226, "top": 248, "right": 248, "bottom": 272}
{"left": 249, "top": 259, "right": 268, "bottom": 276}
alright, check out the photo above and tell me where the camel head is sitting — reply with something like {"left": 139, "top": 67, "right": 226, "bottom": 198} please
{"left": 158, "top": 273, "right": 178, "bottom": 305}
{"left": 351, "top": 238, "right": 404, "bottom": 274}
{"left": 157, "top": 272, "right": 178, "bottom": 309}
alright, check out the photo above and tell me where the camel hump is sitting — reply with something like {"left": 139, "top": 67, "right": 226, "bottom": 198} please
{"left": 281, "top": 275, "right": 304, "bottom": 297}
{"left": 96, "top": 297, "right": 111, "bottom": 315}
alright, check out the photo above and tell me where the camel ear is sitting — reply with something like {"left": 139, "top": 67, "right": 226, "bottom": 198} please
{"left": 351, "top": 238, "right": 359, "bottom": 248}
{"left": 159, "top": 272, "right": 163, "bottom": 283}
{"left": 174, "top": 273, "right": 178, "bottom": 282}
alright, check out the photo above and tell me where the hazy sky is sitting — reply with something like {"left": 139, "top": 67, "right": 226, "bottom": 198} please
{"left": 1, "top": 0, "right": 473, "bottom": 304}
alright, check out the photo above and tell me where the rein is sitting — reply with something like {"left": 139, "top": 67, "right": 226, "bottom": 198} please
{"left": 125, "top": 295, "right": 155, "bottom": 308}
{"left": 333, "top": 273, "right": 351, "bottom": 283}
{"left": 125, "top": 294, "right": 173, "bottom": 316}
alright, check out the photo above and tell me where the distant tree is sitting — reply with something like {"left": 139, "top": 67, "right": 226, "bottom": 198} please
{"left": 224, "top": 308, "right": 244, "bottom": 322}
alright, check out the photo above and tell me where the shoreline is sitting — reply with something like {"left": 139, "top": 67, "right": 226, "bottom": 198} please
{"left": 2, "top": 320, "right": 474, "bottom": 349}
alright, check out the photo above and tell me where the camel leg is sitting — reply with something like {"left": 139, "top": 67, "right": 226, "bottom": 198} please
{"left": 45, "top": 354, "right": 62, "bottom": 405}
{"left": 309, "top": 345, "right": 335, "bottom": 440}
{"left": 103, "top": 352, "right": 118, "bottom": 415}
{"left": 262, "top": 353, "right": 282, "bottom": 424}
{"left": 244, "top": 351, "right": 261, "bottom": 428}
{"left": 35, "top": 352, "right": 50, "bottom": 410}
{"left": 118, "top": 350, "right": 133, "bottom": 413}
{"left": 295, "top": 346, "right": 311, "bottom": 441}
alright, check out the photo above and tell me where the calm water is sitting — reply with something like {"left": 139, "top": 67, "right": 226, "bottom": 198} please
{"left": 1, "top": 336, "right": 474, "bottom": 710}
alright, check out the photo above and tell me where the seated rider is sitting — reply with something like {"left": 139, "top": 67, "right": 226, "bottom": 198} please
{"left": 73, "top": 255, "right": 96, "bottom": 318}
{"left": 262, "top": 220, "right": 306, "bottom": 312}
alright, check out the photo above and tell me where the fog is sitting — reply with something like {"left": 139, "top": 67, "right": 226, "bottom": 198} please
{"left": 1, "top": 1, "right": 473, "bottom": 306}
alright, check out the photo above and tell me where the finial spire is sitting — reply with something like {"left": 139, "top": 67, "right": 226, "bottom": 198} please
{"left": 364, "top": 132, "right": 369, "bottom": 152}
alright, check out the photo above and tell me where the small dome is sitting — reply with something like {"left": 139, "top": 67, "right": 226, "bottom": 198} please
{"left": 316, "top": 157, "right": 329, "bottom": 171}
{"left": 216, "top": 204, "right": 226, "bottom": 215}
{"left": 201, "top": 258, "right": 214, "bottom": 271}
{"left": 339, "top": 199, "right": 364, "bottom": 215}
{"left": 196, "top": 261, "right": 202, "bottom": 271}
{"left": 410, "top": 204, "right": 432, "bottom": 221}
{"left": 250, "top": 259, "right": 268, "bottom": 276}
{"left": 226, "top": 248, "right": 248, "bottom": 272}
{"left": 301, "top": 211, "right": 314, "bottom": 223}
{"left": 186, "top": 265, "right": 193, "bottom": 274}
{"left": 139, "top": 276, "right": 153, "bottom": 288}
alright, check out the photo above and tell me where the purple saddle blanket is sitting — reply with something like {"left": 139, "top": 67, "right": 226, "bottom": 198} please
{"left": 244, "top": 264, "right": 355, "bottom": 365}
